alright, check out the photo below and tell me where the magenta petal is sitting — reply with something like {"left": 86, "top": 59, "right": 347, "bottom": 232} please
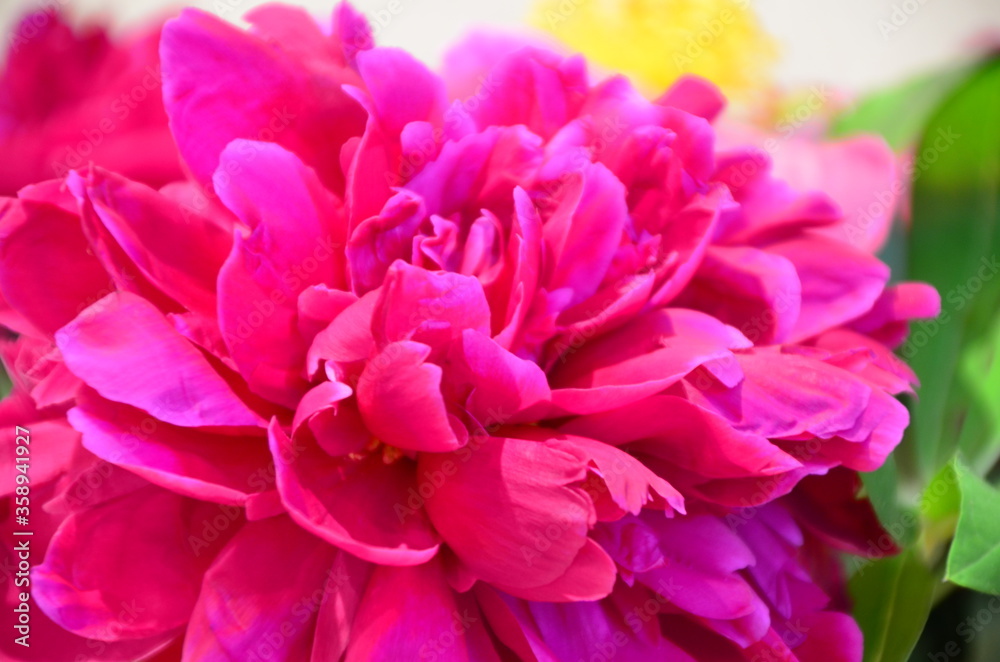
{"left": 559, "top": 434, "right": 685, "bottom": 518}
{"left": 70, "top": 396, "right": 270, "bottom": 506}
{"left": 449, "top": 329, "right": 551, "bottom": 424}
{"left": 682, "top": 245, "right": 801, "bottom": 345}
{"left": 308, "top": 289, "right": 379, "bottom": 372}
{"left": 771, "top": 235, "right": 889, "bottom": 343}
{"left": 56, "top": 292, "right": 261, "bottom": 428}
{"left": 309, "top": 551, "right": 372, "bottom": 662}
{"left": 0, "top": 197, "right": 110, "bottom": 336}
{"left": 160, "top": 8, "right": 366, "bottom": 192}
{"left": 34, "top": 486, "right": 233, "bottom": 641}
{"left": 549, "top": 309, "right": 746, "bottom": 415}
{"left": 543, "top": 163, "right": 629, "bottom": 306}
{"left": 656, "top": 75, "right": 726, "bottom": 122}
{"left": 215, "top": 141, "right": 348, "bottom": 407}
{"left": 346, "top": 189, "right": 426, "bottom": 294}
{"left": 183, "top": 515, "right": 365, "bottom": 662}
{"left": 563, "top": 394, "right": 802, "bottom": 480}
{"left": 474, "top": 585, "right": 559, "bottom": 661}
{"left": 774, "top": 136, "right": 899, "bottom": 253}
{"left": 67, "top": 167, "right": 232, "bottom": 319}
{"left": 356, "top": 47, "right": 447, "bottom": 135}
{"left": 373, "top": 261, "right": 491, "bottom": 345}
{"left": 0, "top": 416, "right": 78, "bottom": 498}
{"left": 421, "top": 435, "right": 604, "bottom": 594}
{"left": 494, "top": 537, "right": 617, "bottom": 602}
{"left": 791, "top": 612, "right": 863, "bottom": 662}
{"left": 637, "top": 517, "right": 769, "bottom": 646}
{"left": 357, "top": 341, "right": 464, "bottom": 453}
{"left": 346, "top": 558, "right": 500, "bottom": 662}
{"left": 269, "top": 420, "right": 441, "bottom": 565}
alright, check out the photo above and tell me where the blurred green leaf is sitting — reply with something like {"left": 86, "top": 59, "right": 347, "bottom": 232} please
{"left": 830, "top": 63, "right": 977, "bottom": 150}
{"left": 861, "top": 456, "right": 914, "bottom": 546}
{"left": 905, "top": 57, "right": 1000, "bottom": 481}
{"left": 956, "top": 316, "right": 1000, "bottom": 473}
{"left": 918, "top": 461, "right": 961, "bottom": 561}
{"left": 0, "top": 362, "right": 9, "bottom": 400}
{"left": 850, "top": 549, "right": 938, "bottom": 662}
{"left": 946, "top": 459, "right": 1000, "bottom": 594}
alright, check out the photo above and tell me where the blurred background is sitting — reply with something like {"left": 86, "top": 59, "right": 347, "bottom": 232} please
{"left": 1, "top": 0, "right": 999, "bottom": 93}
{"left": 2, "top": 1, "right": 999, "bottom": 661}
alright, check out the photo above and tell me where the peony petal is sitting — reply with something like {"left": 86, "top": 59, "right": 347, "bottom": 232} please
{"left": 372, "top": 261, "right": 491, "bottom": 346}
{"left": 67, "top": 167, "right": 232, "bottom": 319}
{"left": 548, "top": 309, "right": 747, "bottom": 415}
{"left": 269, "top": 420, "right": 441, "bottom": 565}
{"left": 346, "top": 558, "right": 500, "bottom": 662}
{"left": 447, "top": 329, "right": 551, "bottom": 425}
{"left": 346, "top": 189, "right": 426, "bottom": 294}
{"left": 770, "top": 235, "right": 889, "bottom": 343}
{"left": 356, "top": 47, "right": 447, "bottom": 135}
{"left": 70, "top": 395, "right": 271, "bottom": 506}
{"left": 0, "top": 197, "right": 111, "bottom": 336}
{"left": 357, "top": 340, "right": 465, "bottom": 453}
{"left": 183, "top": 515, "right": 367, "bottom": 662}
{"left": 160, "top": 8, "right": 366, "bottom": 192}
{"left": 421, "top": 435, "right": 603, "bottom": 594}
{"left": 215, "top": 141, "right": 348, "bottom": 407}
{"left": 542, "top": 162, "right": 628, "bottom": 306}
{"left": 562, "top": 394, "right": 802, "bottom": 480}
{"left": 34, "top": 485, "right": 236, "bottom": 641}
{"left": 680, "top": 245, "right": 801, "bottom": 345}
{"left": 56, "top": 292, "right": 261, "bottom": 428}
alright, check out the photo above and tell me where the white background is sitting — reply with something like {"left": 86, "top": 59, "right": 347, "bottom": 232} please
{"left": 2, "top": 0, "right": 999, "bottom": 94}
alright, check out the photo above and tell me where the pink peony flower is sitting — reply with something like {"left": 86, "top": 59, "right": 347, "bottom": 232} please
{"left": 0, "top": 3, "right": 938, "bottom": 660}
{"left": 0, "top": 10, "right": 182, "bottom": 195}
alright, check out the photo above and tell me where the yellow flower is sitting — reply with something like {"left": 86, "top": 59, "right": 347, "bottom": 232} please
{"left": 532, "top": 0, "right": 777, "bottom": 102}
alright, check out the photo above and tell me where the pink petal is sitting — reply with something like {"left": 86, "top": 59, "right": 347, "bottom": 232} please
{"left": 346, "top": 189, "right": 426, "bottom": 294}
{"left": 34, "top": 486, "right": 236, "bottom": 640}
{"left": 0, "top": 197, "right": 110, "bottom": 336}
{"left": 357, "top": 340, "right": 465, "bottom": 453}
{"left": 372, "top": 261, "right": 491, "bottom": 346}
{"left": 346, "top": 558, "right": 500, "bottom": 662}
{"left": 680, "top": 245, "right": 801, "bottom": 345}
{"left": 656, "top": 75, "right": 726, "bottom": 122}
{"left": 447, "top": 329, "right": 550, "bottom": 425}
{"left": 688, "top": 350, "right": 869, "bottom": 441}
{"left": 269, "top": 420, "right": 441, "bottom": 565}
{"left": 772, "top": 136, "right": 899, "bottom": 253}
{"left": 67, "top": 167, "right": 232, "bottom": 319}
{"left": 549, "top": 309, "right": 747, "bottom": 415}
{"left": 562, "top": 394, "right": 802, "bottom": 480}
{"left": 215, "top": 141, "right": 348, "bottom": 407}
{"left": 70, "top": 395, "right": 271, "bottom": 506}
{"left": 56, "top": 292, "right": 261, "bottom": 428}
{"left": 542, "top": 163, "right": 628, "bottom": 306}
{"left": 356, "top": 47, "right": 447, "bottom": 135}
{"left": 770, "top": 236, "right": 889, "bottom": 343}
{"left": 420, "top": 435, "right": 608, "bottom": 597}
{"left": 183, "top": 515, "right": 365, "bottom": 661}
{"left": 160, "top": 8, "right": 366, "bottom": 193}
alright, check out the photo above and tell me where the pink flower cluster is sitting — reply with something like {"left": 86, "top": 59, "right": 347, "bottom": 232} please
{"left": 0, "top": 4, "right": 938, "bottom": 661}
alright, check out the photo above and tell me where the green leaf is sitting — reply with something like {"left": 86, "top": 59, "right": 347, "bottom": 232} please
{"left": 860, "top": 456, "right": 914, "bottom": 547}
{"left": 849, "top": 549, "right": 938, "bottom": 662}
{"left": 956, "top": 315, "right": 1000, "bottom": 473}
{"left": 905, "top": 57, "right": 1000, "bottom": 481}
{"left": 830, "top": 62, "right": 977, "bottom": 150}
{"left": 945, "top": 459, "right": 1000, "bottom": 594}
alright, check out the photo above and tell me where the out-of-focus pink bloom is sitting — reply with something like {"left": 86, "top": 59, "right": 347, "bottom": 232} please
{"left": 0, "top": 3, "right": 939, "bottom": 660}
{"left": 0, "top": 10, "right": 182, "bottom": 195}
